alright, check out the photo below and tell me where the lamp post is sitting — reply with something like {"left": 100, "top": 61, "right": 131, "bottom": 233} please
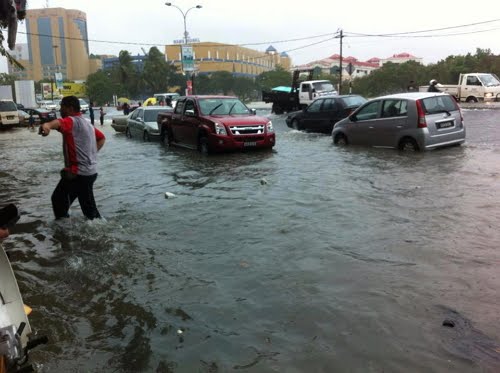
{"left": 51, "top": 45, "right": 59, "bottom": 101}
{"left": 165, "top": 2, "right": 202, "bottom": 45}
{"left": 165, "top": 2, "right": 202, "bottom": 95}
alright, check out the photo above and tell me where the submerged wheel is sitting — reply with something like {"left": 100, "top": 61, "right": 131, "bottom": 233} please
{"left": 335, "top": 134, "right": 348, "bottom": 146}
{"left": 162, "top": 129, "right": 171, "bottom": 148}
{"left": 272, "top": 104, "right": 283, "bottom": 115}
{"left": 198, "top": 136, "right": 209, "bottom": 154}
{"left": 466, "top": 96, "right": 478, "bottom": 103}
{"left": 125, "top": 127, "right": 132, "bottom": 138}
{"left": 399, "top": 138, "right": 419, "bottom": 152}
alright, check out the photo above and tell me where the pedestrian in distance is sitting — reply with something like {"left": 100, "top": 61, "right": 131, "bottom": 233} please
{"left": 428, "top": 79, "right": 441, "bottom": 92}
{"left": 166, "top": 96, "right": 172, "bottom": 107}
{"left": 89, "top": 101, "right": 95, "bottom": 125}
{"left": 99, "top": 107, "right": 105, "bottom": 126}
{"left": 407, "top": 80, "right": 417, "bottom": 92}
{"left": 38, "top": 96, "right": 105, "bottom": 220}
{"left": 28, "top": 111, "right": 35, "bottom": 130}
{"left": 123, "top": 102, "right": 130, "bottom": 115}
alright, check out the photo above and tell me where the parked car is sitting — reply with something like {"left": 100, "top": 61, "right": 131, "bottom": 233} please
{"left": 286, "top": 95, "right": 367, "bottom": 133}
{"left": 38, "top": 100, "right": 57, "bottom": 111}
{"left": 0, "top": 99, "right": 20, "bottom": 127}
{"left": 126, "top": 106, "right": 173, "bottom": 141}
{"left": 79, "top": 99, "right": 89, "bottom": 113}
{"left": 24, "top": 108, "right": 57, "bottom": 124}
{"left": 111, "top": 114, "right": 131, "bottom": 133}
{"left": 332, "top": 92, "right": 465, "bottom": 151}
{"left": 158, "top": 95, "right": 275, "bottom": 153}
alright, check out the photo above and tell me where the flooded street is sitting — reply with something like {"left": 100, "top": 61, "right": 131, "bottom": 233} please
{"left": 1, "top": 108, "right": 500, "bottom": 372}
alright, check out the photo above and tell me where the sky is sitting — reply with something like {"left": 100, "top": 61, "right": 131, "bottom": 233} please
{"left": 2, "top": 0, "right": 500, "bottom": 73}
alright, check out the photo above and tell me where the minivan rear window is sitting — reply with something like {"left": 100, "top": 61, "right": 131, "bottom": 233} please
{"left": 0, "top": 101, "right": 17, "bottom": 111}
{"left": 422, "top": 95, "right": 457, "bottom": 114}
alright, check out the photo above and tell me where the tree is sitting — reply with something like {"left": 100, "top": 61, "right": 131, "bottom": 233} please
{"left": 232, "top": 77, "right": 258, "bottom": 102}
{"left": 209, "top": 71, "right": 234, "bottom": 95}
{"left": 0, "top": 73, "right": 16, "bottom": 86}
{"left": 256, "top": 65, "right": 292, "bottom": 92}
{"left": 86, "top": 70, "right": 123, "bottom": 106}
{"left": 142, "top": 47, "right": 181, "bottom": 95}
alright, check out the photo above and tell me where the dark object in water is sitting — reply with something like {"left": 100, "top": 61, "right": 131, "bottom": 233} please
{"left": 442, "top": 319, "right": 456, "bottom": 328}
{"left": 437, "top": 305, "right": 500, "bottom": 372}
{"left": 0, "top": 203, "right": 20, "bottom": 228}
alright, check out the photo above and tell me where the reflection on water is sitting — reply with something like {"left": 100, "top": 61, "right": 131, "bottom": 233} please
{"left": 1, "top": 110, "right": 500, "bottom": 372}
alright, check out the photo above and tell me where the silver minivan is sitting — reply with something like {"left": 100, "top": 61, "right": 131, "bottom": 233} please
{"left": 332, "top": 92, "right": 466, "bottom": 151}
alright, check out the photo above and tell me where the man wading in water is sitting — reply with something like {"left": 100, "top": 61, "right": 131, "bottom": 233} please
{"left": 39, "top": 96, "right": 105, "bottom": 220}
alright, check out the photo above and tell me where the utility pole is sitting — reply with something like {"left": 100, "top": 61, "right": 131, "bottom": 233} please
{"left": 338, "top": 29, "right": 343, "bottom": 95}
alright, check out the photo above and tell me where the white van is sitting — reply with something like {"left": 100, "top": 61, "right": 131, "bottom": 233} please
{"left": 0, "top": 100, "right": 20, "bottom": 127}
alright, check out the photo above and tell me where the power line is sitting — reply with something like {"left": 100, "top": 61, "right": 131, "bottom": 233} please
{"left": 345, "top": 18, "right": 500, "bottom": 37}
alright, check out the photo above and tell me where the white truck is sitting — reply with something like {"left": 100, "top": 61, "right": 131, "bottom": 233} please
{"left": 262, "top": 69, "right": 338, "bottom": 114}
{"left": 419, "top": 73, "right": 500, "bottom": 103}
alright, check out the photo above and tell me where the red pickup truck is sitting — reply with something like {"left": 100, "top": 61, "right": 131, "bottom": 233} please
{"left": 157, "top": 95, "right": 275, "bottom": 153}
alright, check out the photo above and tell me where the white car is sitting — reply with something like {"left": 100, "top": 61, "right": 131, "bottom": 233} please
{"left": 79, "top": 99, "right": 89, "bottom": 113}
{"left": 38, "top": 100, "right": 57, "bottom": 111}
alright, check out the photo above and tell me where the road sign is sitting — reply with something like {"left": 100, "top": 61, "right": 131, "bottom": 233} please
{"left": 346, "top": 62, "right": 355, "bottom": 76}
{"left": 181, "top": 45, "right": 195, "bottom": 72}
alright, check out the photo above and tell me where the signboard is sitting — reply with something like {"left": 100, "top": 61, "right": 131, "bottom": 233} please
{"left": 55, "top": 72, "right": 63, "bottom": 89}
{"left": 181, "top": 45, "right": 195, "bottom": 72}
{"left": 42, "top": 82, "right": 86, "bottom": 99}
{"left": 173, "top": 38, "right": 200, "bottom": 44}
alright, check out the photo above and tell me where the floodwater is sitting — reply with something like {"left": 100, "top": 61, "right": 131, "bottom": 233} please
{"left": 1, "top": 108, "right": 500, "bottom": 372}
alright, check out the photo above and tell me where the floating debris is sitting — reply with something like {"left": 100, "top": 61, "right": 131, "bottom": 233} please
{"left": 165, "top": 192, "right": 176, "bottom": 199}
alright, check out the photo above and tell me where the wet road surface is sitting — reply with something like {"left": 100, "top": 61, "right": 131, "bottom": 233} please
{"left": 1, "top": 108, "right": 500, "bottom": 372}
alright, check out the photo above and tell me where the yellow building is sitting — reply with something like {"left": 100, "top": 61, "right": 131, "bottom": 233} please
{"left": 8, "top": 7, "right": 93, "bottom": 81}
{"left": 165, "top": 42, "right": 291, "bottom": 77}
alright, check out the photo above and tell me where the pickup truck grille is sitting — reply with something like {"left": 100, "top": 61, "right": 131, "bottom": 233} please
{"left": 229, "top": 125, "right": 265, "bottom": 135}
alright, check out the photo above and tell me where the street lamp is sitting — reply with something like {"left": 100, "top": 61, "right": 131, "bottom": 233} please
{"left": 165, "top": 2, "right": 202, "bottom": 95}
{"left": 165, "top": 2, "right": 202, "bottom": 45}
{"left": 51, "top": 45, "right": 59, "bottom": 101}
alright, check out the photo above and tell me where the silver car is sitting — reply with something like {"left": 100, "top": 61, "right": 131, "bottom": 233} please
{"left": 332, "top": 92, "right": 466, "bottom": 151}
{"left": 126, "top": 106, "right": 173, "bottom": 141}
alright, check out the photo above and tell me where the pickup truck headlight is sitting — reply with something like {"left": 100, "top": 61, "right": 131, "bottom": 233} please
{"left": 214, "top": 122, "right": 227, "bottom": 135}
{"left": 266, "top": 121, "right": 274, "bottom": 133}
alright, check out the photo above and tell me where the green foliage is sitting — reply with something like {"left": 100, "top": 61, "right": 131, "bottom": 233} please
{"left": 86, "top": 70, "right": 123, "bottom": 106}
{"left": 352, "top": 49, "right": 500, "bottom": 98}
{"left": 0, "top": 73, "right": 16, "bottom": 86}
{"left": 142, "top": 47, "right": 182, "bottom": 95}
{"left": 256, "top": 65, "right": 292, "bottom": 91}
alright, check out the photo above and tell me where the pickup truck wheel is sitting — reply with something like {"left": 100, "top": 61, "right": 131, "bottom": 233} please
{"left": 162, "top": 129, "right": 172, "bottom": 148}
{"left": 125, "top": 127, "right": 132, "bottom": 138}
{"left": 143, "top": 131, "right": 150, "bottom": 142}
{"left": 291, "top": 119, "right": 301, "bottom": 131}
{"left": 466, "top": 96, "right": 478, "bottom": 103}
{"left": 335, "top": 133, "right": 348, "bottom": 146}
{"left": 199, "top": 137, "right": 210, "bottom": 154}
{"left": 399, "top": 137, "right": 419, "bottom": 152}
{"left": 272, "top": 104, "right": 283, "bottom": 115}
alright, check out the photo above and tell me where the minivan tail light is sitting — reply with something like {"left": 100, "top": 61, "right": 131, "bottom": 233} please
{"left": 451, "top": 97, "right": 464, "bottom": 122}
{"left": 416, "top": 99, "right": 427, "bottom": 128}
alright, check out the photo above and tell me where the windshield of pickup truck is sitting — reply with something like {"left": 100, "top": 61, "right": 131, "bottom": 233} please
{"left": 478, "top": 74, "right": 500, "bottom": 87}
{"left": 312, "top": 81, "right": 335, "bottom": 92}
{"left": 199, "top": 98, "right": 250, "bottom": 115}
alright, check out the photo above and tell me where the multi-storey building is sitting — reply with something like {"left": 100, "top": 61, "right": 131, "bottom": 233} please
{"left": 164, "top": 42, "right": 291, "bottom": 78}
{"left": 8, "top": 7, "right": 99, "bottom": 81}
